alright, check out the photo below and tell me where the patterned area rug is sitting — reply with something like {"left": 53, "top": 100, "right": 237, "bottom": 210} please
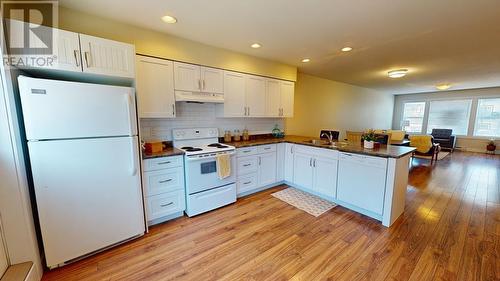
{"left": 271, "top": 188, "right": 336, "bottom": 217}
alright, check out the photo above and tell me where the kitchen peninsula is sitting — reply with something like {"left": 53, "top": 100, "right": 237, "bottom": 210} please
{"left": 223, "top": 135, "right": 415, "bottom": 227}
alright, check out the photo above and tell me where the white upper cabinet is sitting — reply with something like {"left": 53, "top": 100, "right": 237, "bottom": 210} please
{"left": 280, "top": 81, "right": 295, "bottom": 117}
{"left": 79, "top": 34, "right": 135, "bottom": 78}
{"left": 266, "top": 79, "right": 281, "bottom": 117}
{"left": 54, "top": 28, "right": 82, "bottom": 72}
{"left": 218, "top": 71, "right": 246, "bottom": 117}
{"left": 173, "top": 62, "right": 201, "bottom": 92}
{"left": 245, "top": 75, "right": 266, "bottom": 117}
{"left": 201, "top": 67, "right": 223, "bottom": 93}
{"left": 173, "top": 62, "right": 223, "bottom": 94}
{"left": 135, "top": 55, "right": 176, "bottom": 118}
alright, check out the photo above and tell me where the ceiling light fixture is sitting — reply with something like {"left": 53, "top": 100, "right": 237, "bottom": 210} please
{"left": 161, "top": 15, "right": 177, "bottom": 24}
{"left": 251, "top": 43, "right": 261, "bottom": 49}
{"left": 436, "top": 83, "right": 451, "bottom": 90}
{"left": 301, "top": 58, "right": 310, "bottom": 63}
{"left": 341, "top": 46, "right": 353, "bottom": 52}
{"left": 388, "top": 69, "right": 408, "bottom": 78}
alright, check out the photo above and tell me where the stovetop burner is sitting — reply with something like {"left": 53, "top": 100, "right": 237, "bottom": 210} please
{"left": 181, "top": 146, "right": 203, "bottom": 152}
{"left": 207, "top": 143, "right": 229, "bottom": 148}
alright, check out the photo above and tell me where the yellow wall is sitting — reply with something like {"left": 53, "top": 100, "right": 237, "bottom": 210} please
{"left": 285, "top": 73, "right": 394, "bottom": 138}
{"left": 58, "top": 7, "right": 296, "bottom": 81}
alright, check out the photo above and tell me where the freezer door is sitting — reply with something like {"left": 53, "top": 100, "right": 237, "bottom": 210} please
{"left": 18, "top": 76, "right": 137, "bottom": 140}
{"left": 28, "top": 136, "right": 145, "bottom": 268}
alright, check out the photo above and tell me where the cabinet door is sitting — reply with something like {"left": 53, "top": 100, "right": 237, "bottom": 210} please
{"left": 54, "top": 29, "right": 82, "bottom": 72}
{"left": 79, "top": 34, "right": 135, "bottom": 78}
{"left": 222, "top": 71, "right": 246, "bottom": 117}
{"left": 135, "top": 55, "right": 175, "bottom": 118}
{"left": 293, "top": 152, "right": 313, "bottom": 190}
{"left": 284, "top": 143, "right": 294, "bottom": 182}
{"left": 173, "top": 62, "right": 201, "bottom": 92}
{"left": 245, "top": 75, "right": 266, "bottom": 117}
{"left": 201, "top": 66, "right": 223, "bottom": 93}
{"left": 276, "top": 143, "right": 285, "bottom": 181}
{"left": 280, "top": 81, "right": 295, "bottom": 117}
{"left": 266, "top": 79, "right": 281, "bottom": 117}
{"left": 313, "top": 156, "right": 338, "bottom": 199}
{"left": 258, "top": 152, "right": 277, "bottom": 186}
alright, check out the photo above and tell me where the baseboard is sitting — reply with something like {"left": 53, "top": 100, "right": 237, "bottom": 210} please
{"left": 456, "top": 147, "right": 500, "bottom": 154}
{"left": 148, "top": 211, "right": 184, "bottom": 226}
{"left": 237, "top": 182, "right": 284, "bottom": 198}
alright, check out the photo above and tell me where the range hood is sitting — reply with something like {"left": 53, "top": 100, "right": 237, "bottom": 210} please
{"left": 175, "top": 91, "right": 224, "bottom": 103}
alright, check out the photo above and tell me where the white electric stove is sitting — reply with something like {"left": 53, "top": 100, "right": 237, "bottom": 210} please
{"left": 173, "top": 128, "right": 236, "bottom": 216}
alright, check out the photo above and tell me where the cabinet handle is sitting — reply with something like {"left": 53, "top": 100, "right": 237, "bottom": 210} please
{"left": 243, "top": 164, "right": 251, "bottom": 167}
{"left": 159, "top": 179, "right": 173, "bottom": 183}
{"left": 309, "top": 158, "right": 312, "bottom": 167}
{"left": 313, "top": 159, "right": 316, "bottom": 167}
{"left": 157, "top": 161, "right": 171, "bottom": 165}
{"left": 202, "top": 80, "right": 205, "bottom": 90}
{"left": 259, "top": 156, "right": 262, "bottom": 165}
{"left": 242, "top": 150, "right": 251, "bottom": 153}
{"left": 84, "top": 51, "right": 91, "bottom": 67}
{"left": 172, "top": 104, "right": 175, "bottom": 116}
{"left": 248, "top": 107, "right": 250, "bottom": 116}
{"left": 160, "top": 202, "right": 174, "bottom": 207}
{"left": 198, "top": 79, "right": 201, "bottom": 90}
{"left": 243, "top": 181, "right": 252, "bottom": 185}
{"left": 73, "top": 50, "right": 80, "bottom": 67}
{"left": 244, "top": 107, "right": 247, "bottom": 116}
{"left": 264, "top": 147, "right": 271, "bottom": 150}
{"left": 291, "top": 145, "right": 294, "bottom": 154}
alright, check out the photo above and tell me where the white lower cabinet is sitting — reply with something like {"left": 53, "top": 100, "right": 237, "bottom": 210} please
{"left": 143, "top": 155, "right": 185, "bottom": 225}
{"left": 236, "top": 144, "right": 277, "bottom": 196}
{"left": 292, "top": 145, "right": 338, "bottom": 200}
{"left": 337, "top": 152, "right": 387, "bottom": 215}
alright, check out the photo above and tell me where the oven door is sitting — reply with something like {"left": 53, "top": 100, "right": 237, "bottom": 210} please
{"left": 185, "top": 153, "right": 236, "bottom": 194}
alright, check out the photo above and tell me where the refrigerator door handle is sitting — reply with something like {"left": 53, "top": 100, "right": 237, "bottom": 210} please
{"left": 130, "top": 138, "right": 138, "bottom": 176}
{"left": 125, "top": 93, "right": 134, "bottom": 135}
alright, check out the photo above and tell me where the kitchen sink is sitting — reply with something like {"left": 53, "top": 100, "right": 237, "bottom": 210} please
{"left": 303, "top": 139, "right": 332, "bottom": 146}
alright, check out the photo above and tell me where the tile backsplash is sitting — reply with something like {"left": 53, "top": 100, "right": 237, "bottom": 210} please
{"left": 140, "top": 102, "right": 284, "bottom": 141}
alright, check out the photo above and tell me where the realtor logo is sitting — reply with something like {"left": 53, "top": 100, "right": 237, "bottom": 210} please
{"left": 1, "top": 0, "right": 58, "bottom": 67}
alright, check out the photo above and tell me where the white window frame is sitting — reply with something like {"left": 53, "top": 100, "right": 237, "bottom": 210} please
{"left": 400, "top": 101, "right": 427, "bottom": 134}
{"left": 472, "top": 97, "right": 500, "bottom": 138}
{"left": 426, "top": 99, "right": 472, "bottom": 137}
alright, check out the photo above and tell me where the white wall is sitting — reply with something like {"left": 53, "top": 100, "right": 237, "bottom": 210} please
{"left": 140, "top": 102, "right": 284, "bottom": 141}
{"left": 393, "top": 87, "right": 500, "bottom": 153}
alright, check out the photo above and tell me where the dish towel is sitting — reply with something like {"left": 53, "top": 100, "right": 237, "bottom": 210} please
{"left": 409, "top": 135, "right": 433, "bottom": 153}
{"left": 216, "top": 154, "right": 231, "bottom": 179}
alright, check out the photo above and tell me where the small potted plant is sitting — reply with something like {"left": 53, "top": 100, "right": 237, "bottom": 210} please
{"left": 486, "top": 139, "right": 496, "bottom": 152}
{"left": 362, "top": 130, "right": 377, "bottom": 149}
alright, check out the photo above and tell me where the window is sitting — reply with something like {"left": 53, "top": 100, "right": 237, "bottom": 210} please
{"left": 401, "top": 102, "right": 425, "bottom": 133}
{"left": 427, "top": 99, "right": 472, "bottom": 135}
{"left": 474, "top": 98, "right": 500, "bottom": 137}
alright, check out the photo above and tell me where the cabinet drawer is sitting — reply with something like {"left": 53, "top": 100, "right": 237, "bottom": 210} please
{"left": 147, "top": 190, "right": 186, "bottom": 221}
{"left": 144, "top": 167, "right": 184, "bottom": 196}
{"left": 294, "top": 144, "right": 338, "bottom": 159}
{"left": 237, "top": 173, "right": 258, "bottom": 195}
{"left": 237, "top": 146, "right": 259, "bottom": 157}
{"left": 143, "top": 155, "right": 183, "bottom": 172}
{"left": 237, "top": 156, "right": 259, "bottom": 175}
{"left": 257, "top": 144, "right": 276, "bottom": 154}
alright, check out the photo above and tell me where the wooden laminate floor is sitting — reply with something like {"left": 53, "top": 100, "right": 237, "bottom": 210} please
{"left": 43, "top": 152, "right": 500, "bottom": 281}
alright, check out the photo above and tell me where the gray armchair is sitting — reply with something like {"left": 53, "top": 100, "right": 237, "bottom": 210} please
{"left": 431, "top": 129, "right": 456, "bottom": 151}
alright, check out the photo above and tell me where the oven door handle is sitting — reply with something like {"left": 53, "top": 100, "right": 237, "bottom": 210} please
{"left": 185, "top": 151, "right": 235, "bottom": 162}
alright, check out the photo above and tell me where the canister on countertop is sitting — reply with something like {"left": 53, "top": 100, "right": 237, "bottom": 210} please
{"left": 242, "top": 129, "right": 249, "bottom": 141}
{"left": 145, "top": 140, "right": 164, "bottom": 153}
{"left": 233, "top": 130, "right": 241, "bottom": 141}
{"left": 224, "top": 130, "right": 232, "bottom": 142}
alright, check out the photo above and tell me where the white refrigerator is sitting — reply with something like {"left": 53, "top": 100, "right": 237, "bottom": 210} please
{"left": 18, "top": 76, "right": 145, "bottom": 268}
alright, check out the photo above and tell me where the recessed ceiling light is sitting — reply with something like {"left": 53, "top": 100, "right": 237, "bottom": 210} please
{"left": 161, "top": 15, "right": 177, "bottom": 24}
{"left": 341, "top": 47, "right": 353, "bottom": 52}
{"left": 301, "top": 58, "right": 310, "bottom": 63}
{"left": 388, "top": 69, "right": 408, "bottom": 78}
{"left": 251, "top": 43, "right": 261, "bottom": 49}
{"left": 436, "top": 83, "right": 451, "bottom": 90}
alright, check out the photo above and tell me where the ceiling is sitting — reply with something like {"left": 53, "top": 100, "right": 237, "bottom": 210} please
{"left": 59, "top": 0, "right": 500, "bottom": 94}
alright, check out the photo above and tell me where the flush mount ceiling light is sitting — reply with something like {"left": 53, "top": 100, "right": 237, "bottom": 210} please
{"left": 341, "top": 46, "right": 353, "bottom": 52}
{"left": 436, "top": 83, "right": 451, "bottom": 90}
{"left": 161, "top": 15, "right": 177, "bottom": 24}
{"left": 301, "top": 58, "right": 310, "bottom": 63}
{"left": 388, "top": 69, "right": 408, "bottom": 78}
{"left": 250, "top": 43, "right": 261, "bottom": 49}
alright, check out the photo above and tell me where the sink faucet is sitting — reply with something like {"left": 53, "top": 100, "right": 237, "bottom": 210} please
{"left": 321, "top": 132, "right": 334, "bottom": 145}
